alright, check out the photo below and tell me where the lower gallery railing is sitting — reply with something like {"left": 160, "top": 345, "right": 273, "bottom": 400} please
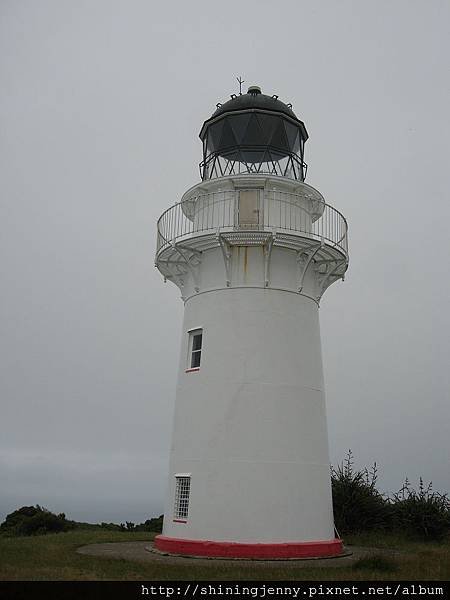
{"left": 156, "top": 190, "right": 348, "bottom": 258}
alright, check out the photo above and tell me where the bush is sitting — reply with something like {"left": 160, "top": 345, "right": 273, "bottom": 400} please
{"left": 392, "top": 478, "right": 450, "bottom": 541}
{"left": 331, "top": 453, "right": 450, "bottom": 541}
{"left": 0, "top": 505, "right": 74, "bottom": 537}
{"left": 100, "top": 522, "right": 123, "bottom": 531}
{"left": 134, "top": 515, "right": 163, "bottom": 533}
{"left": 99, "top": 516, "right": 163, "bottom": 533}
{"left": 0, "top": 505, "right": 40, "bottom": 531}
{"left": 331, "top": 450, "right": 393, "bottom": 535}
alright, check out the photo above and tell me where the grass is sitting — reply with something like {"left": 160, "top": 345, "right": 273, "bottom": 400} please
{"left": 0, "top": 529, "right": 449, "bottom": 581}
{"left": 352, "top": 555, "right": 398, "bottom": 573}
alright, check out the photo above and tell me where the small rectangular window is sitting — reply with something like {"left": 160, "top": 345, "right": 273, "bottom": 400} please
{"left": 187, "top": 329, "right": 203, "bottom": 370}
{"left": 174, "top": 475, "right": 191, "bottom": 521}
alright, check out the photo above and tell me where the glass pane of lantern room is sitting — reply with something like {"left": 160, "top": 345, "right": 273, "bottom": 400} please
{"left": 238, "top": 190, "right": 260, "bottom": 228}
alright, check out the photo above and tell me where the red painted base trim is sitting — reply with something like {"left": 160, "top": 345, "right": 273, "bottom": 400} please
{"left": 154, "top": 535, "right": 343, "bottom": 559}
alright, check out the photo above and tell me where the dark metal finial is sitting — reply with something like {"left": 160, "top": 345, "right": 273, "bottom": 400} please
{"left": 236, "top": 76, "right": 245, "bottom": 95}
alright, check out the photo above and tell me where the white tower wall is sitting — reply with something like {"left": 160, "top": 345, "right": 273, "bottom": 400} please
{"left": 164, "top": 286, "right": 335, "bottom": 543}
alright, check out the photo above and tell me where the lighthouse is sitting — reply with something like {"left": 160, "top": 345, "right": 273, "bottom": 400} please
{"left": 154, "top": 86, "right": 349, "bottom": 559}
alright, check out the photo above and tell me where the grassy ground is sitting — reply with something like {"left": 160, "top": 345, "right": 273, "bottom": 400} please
{"left": 0, "top": 529, "right": 449, "bottom": 581}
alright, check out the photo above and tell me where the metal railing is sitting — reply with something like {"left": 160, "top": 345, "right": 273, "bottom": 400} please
{"left": 200, "top": 152, "right": 308, "bottom": 182}
{"left": 156, "top": 190, "right": 348, "bottom": 258}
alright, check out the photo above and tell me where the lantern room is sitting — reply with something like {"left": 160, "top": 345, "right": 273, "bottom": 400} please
{"left": 199, "top": 86, "right": 309, "bottom": 181}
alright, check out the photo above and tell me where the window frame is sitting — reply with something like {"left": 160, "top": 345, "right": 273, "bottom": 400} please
{"left": 186, "top": 327, "right": 203, "bottom": 372}
{"left": 173, "top": 474, "right": 191, "bottom": 523}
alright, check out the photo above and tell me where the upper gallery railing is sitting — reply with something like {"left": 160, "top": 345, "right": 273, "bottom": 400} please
{"left": 156, "top": 190, "right": 348, "bottom": 259}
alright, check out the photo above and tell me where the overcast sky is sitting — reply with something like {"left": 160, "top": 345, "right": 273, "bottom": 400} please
{"left": 1, "top": 0, "right": 449, "bottom": 525}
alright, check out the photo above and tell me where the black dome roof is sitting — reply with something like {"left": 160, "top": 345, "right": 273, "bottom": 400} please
{"left": 200, "top": 87, "right": 308, "bottom": 141}
{"left": 213, "top": 92, "right": 298, "bottom": 120}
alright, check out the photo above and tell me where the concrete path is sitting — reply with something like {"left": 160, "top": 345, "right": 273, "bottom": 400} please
{"left": 77, "top": 542, "right": 396, "bottom": 568}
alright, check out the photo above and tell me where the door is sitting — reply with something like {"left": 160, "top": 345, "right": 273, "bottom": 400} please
{"left": 237, "top": 189, "right": 261, "bottom": 229}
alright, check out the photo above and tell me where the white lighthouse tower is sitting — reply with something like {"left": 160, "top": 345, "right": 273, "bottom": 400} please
{"left": 154, "top": 86, "right": 349, "bottom": 559}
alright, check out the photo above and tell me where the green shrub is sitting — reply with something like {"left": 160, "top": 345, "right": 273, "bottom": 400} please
{"left": 0, "top": 505, "right": 74, "bottom": 537}
{"left": 100, "top": 522, "right": 123, "bottom": 531}
{"left": 134, "top": 515, "right": 163, "bottom": 533}
{"left": 331, "top": 450, "right": 393, "bottom": 534}
{"left": 0, "top": 506, "right": 39, "bottom": 533}
{"left": 392, "top": 478, "right": 450, "bottom": 541}
{"left": 99, "top": 516, "right": 163, "bottom": 533}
